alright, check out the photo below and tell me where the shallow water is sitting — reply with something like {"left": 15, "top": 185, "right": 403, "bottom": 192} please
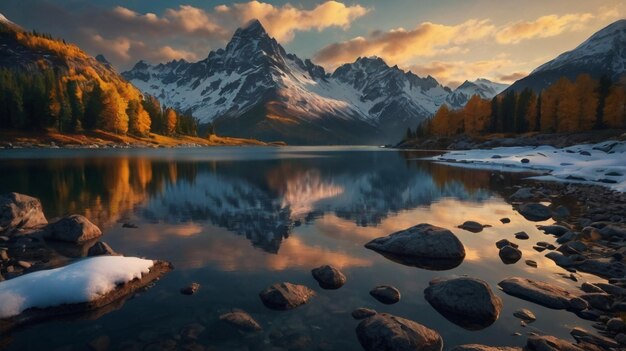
{"left": 0, "top": 146, "right": 599, "bottom": 350}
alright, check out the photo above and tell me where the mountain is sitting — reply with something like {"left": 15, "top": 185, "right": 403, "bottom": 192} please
{"left": 123, "top": 20, "right": 457, "bottom": 144}
{"left": 507, "top": 19, "right": 626, "bottom": 92}
{"left": 445, "top": 78, "right": 508, "bottom": 109}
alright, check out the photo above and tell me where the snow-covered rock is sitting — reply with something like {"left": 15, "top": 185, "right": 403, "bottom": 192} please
{"left": 0, "top": 256, "right": 157, "bottom": 319}
{"left": 429, "top": 141, "right": 626, "bottom": 192}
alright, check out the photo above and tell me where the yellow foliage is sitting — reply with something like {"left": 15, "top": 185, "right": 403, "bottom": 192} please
{"left": 604, "top": 86, "right": 626, "bottom": 128}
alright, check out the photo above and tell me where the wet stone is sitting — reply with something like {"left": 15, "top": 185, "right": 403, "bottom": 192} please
{"left": 370, "top": 285, "right": 401, "bottom": 305}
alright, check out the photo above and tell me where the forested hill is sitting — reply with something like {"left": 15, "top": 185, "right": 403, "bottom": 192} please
{"left": 0, "top": 16, "right": 198, "bottom": 138}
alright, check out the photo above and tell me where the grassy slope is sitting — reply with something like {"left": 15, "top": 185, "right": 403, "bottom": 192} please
{"left": 0, "top": 129, "right": 282, "bottom": 148}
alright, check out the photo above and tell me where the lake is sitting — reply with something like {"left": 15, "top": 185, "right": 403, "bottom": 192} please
{"left": 0, "top": 146, "right": 597, "bottom": 350}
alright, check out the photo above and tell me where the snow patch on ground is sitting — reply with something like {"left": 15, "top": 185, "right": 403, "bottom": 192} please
{"left": 428, "top": 141, "right": 626, "bottom": 192}
{"left": 0, "top": 256, "right": 154, "bottom": 318}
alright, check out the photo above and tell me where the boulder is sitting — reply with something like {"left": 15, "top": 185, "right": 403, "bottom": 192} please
{"left": 365, "top": 224, "right": 465, "bottom": 270}
{"left": 424, "top": 277, "right": 502, "bottom": 330}
{"left": 87, "top": 242, "right": 116, "bottom": 256}
{"left": 570, "top": 327, "right": 621, "bottom": 349}
{"left": 450, "top": 345, "right": 521, "bottom": 351}
{"left": 499, "top": 245, "right": 522, "bottom": 264}
{"left": 311, "top": 265, "right": 346, "bottom": 289}
{"left": 352, "top": 308, "right": 377, "bottom": 320}
{"left": 515, "top": 231, "right": 529, "bottom": 240}
{"left": 498, "top": 277, "right": 579, "bottom": 310}
{"left": 259, "top": 282, "right": 315, "bottom": 310}
{"left": 496, "top": 239, "right": 518, "bottom": 249}
{"left": 537, "top": 225, "right": 570, "bottom": 236}
{"left": 44, "top": 215, "right": 102, "bottom": 243}
{"left": 356, "top": 313, "right": 443, "bottom": 351}
{"left": 517, "top": 203, "right": 552, "bottom": 221}
{"left": 525, "top": 335, "right": 585, "bottom": 351}
{"left": 458, "top": 221, "right": 489, "bottom": 233}
{"left": 218, "top": 310, "right": 262, "bottom": 332}
{"left": 370, "top": 285, "right": 401, "bottom": 304}
{"left": 510, "top": 188, "right": 533, "bottom": 201}
{"left": 0, "top": 193, "right": 47, "bottom": 232}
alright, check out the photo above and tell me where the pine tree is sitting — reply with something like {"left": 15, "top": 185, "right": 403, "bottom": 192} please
{"left": 595, "top": 75, "right": 612, "bottom": 129}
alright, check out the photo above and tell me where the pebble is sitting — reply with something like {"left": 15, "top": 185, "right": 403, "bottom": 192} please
{"left": 180, "top": 283, "right": 200, "bottom": 295}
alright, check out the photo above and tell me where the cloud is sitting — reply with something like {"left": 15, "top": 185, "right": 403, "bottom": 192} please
{"left": 499, "top": 72, "right": 528, "bottom": 83}
{"left": 314, "top": 19, "right": 495, "bottom": 67}
{"left": 495, "top": 13, "right": 594, "bottom": 44}
{"left": 217, "top": 1, "right": 370, "bottom": 42}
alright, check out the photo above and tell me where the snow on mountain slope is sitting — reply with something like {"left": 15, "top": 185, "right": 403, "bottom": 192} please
{"left": 124, "top": 20, "right": 455, "bottom": 144}
{"left": 446, "top": 78, "right": 508, "bottom": 109}
{"left": 507, "top": 19, "right": 626, "bottom": 92}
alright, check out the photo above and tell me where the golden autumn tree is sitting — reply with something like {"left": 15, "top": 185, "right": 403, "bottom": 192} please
{"left": 525, "top": 93, "right": 538, "bottom": 132}
{"left": 540, "top": 86, "right": 558, "bottom": 132}
{"left": 100, "top": 86, "right": 128, "bottom": 134}
{"left": 573, "top": 74, "right": 599, "bottom": 131}
{"left": 463, "top": 95, "right": 491, "bottom": 135}
{"left": 431, "top": 104, "right": 451, "bottom": 136}
{"left": 166, "top": 108, "right": 177, "bottom": 136}
{"left": 604, "top": 85, "right": 626, "bottom": 128}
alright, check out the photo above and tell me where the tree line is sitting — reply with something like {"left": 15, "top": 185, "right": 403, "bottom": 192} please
{"left": 0, "top": 68, "right": 200, "bottom": 137}
{"left": 405, "top": 74, "right": 626, "bottom": 140}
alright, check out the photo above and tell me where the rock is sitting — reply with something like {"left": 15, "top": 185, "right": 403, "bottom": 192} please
{"left": 17, "top": 261, "right": 31, "bottom": 269}
{"left": 352, "top": 308, "right": 377, "bottom": 320}
{"left": 0, "top": 192, "right": 48, "bottom": 232}
{"left": 525, "top": 260, "right": 537, "bottom": 268}
{"left": 87, "top": 335, "right": 111, "bottom": 351}
{"left": 0, "top": 249, "right": 9, "bottom": 261}
{"left": 122, "top": 223, "right": 138, "bottom": 229}
{"left": 554, "top": 205, "right": 570, "bottom": 218}
{"left": 517, "top": 203, "right": 552, "bottom": 221}
{"left": 500, "top": 218, "right": 511, "bottom": 224}
{"left": 577, "top": 258, "right": 626, "bottom": 278}
{"left": 356, "top": 313, "right": 443, "bottom": 351}
{"left": 370, "top": 285, "right": 401, "bottom": 304}
{"left": 521, "top": 158, "right": 530, "bottom": 164}
{"left": 567, "top": 297, "right": 588, "bottom": 311}
{"left": 44, "top": 215, "right": 102, "bottom": 243}
{"left": 499, "top": 245, "right": 522, "bottom": 264}
{"left": 579, "top": 293, "right": 613, "bottom": 311}
{"left": 364, "top": 224, "right": 465, "bottom": 270}
{"left": 579, "top": 151, "right": 591, "bottom": 156}
{"left": 179, "top": 323, "right": 205, "bottom": 340}
{"left": 537, "top": 225, "right": 570, "bottom": 236}
{"left": 580, "top": 282, "right": 604, "bottom": 294}
{"left": 180, "top": 283, "right": 200, "bottom": 295}
{"left": 450, "top": 345, "right": 521, "bottom": 351}
{"left": 595, "top": 282, "right": 626, "bottom": 296}
{"left": 515, "top": 231, "right": 529, "bottom": 240}
{"left": 616, "top": 333, "right": 626, "bottom": 345}
{"left": 219, "top": 310, "right": 262, "bottom": 332}
{"left": 606, "top": 318, "right": 626, "bottom": 332}
{"left": 545, "top": 252, "right": 575, "bottom": 267}
{"left": 513, "top": 308, "right": 536, "bottom": 322}
{"left": 495, "top": 239, "right": 518, "bottom": 249}
{"left": 525, "top": 335, "right": 585, "bottom": 351}
{"left": 458, "top": 221, "right": 489, "bottom": 233}
{"left": 259, "top": 282, "right": 315, "bottom": 310}
{"left": 498, "top": 277, "right": 579, "bottom": 310}
{"left": 570, "top": 327, "right": 621, "bottom": 349}
{"left": 88, "top": 242, "right": 116, "bottom": 256}
{"left": 311, "top": 265, "right": 346, "bottom": 289}
{"left": 510, "top": 188, "right": 534, "bottom": 201}
{"left": 424, "top": 277, "right": 502, "bottom": 330}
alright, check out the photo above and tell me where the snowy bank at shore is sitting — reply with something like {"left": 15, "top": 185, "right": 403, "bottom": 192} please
{"left": 429, "top": 141, "right": 626, "bottom": 192}
{"left": 0, "top": 256, "right": 155, "bottom": 319}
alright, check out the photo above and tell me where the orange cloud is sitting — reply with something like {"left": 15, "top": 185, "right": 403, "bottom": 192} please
{"left": 499, "top": 72, "right": 528, "bottom": 83}
{"left": 218, "top": 1, "right": 370, "bottom": 42}
{"left": 314, "top": 19, "right": 495, "bottom": 67}
{"left": 407, "top": 59, "right": 513, "bottom": 87}
{"left": 495, "top": 13, "right": 594, "bottom": 44}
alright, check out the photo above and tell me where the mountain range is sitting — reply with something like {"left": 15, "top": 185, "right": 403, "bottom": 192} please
{"left": 123, "top": 20, "right": 506, "bottom": 144}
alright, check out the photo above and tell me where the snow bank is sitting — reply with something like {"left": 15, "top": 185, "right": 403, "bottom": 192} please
{"left": 428, "top": 141, "right": 626, "bottom": 192}
{"left": 0, "top": 256, "right": 154, "bottom": 319}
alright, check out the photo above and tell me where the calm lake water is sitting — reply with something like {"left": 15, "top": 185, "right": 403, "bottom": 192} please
{"left": 0, "top": 146, "right": 598, "bottom": 351}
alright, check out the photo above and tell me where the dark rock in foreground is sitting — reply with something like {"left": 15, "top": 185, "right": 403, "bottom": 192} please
{"left": 457, "top": 221, "right": 490, "bottom": 233}
{"left": 450, "top": 345, "right": 521, "bottom": 351}
{"left": 311, "top": 265, "right": 346, "bottom": 289}
{"left": 517, "top": 203, "right": 552, "bottom": 221}
{"left": 370, "top": 285, "right": 401, "bottom": 304}
{"left": 259, "top": 282, "right": 315, "bottom": 310}
{"left": 356, "top": 313, "right": 443, "bottom": 351}
{"left": 0, "top": 192, "right": 48, "bottom": 232}
{"left": 44, "top": 215, "right": 102, "bottom": 243}
{"left": 498, "top": 277, "right": 583, "bottom": 310}
{"left": 498, "top": 245, "right": 522, "bottom": 264}
{"left": 424, "top": 277, "right": 502, "bottom": 330}
{"left": 365, "top": 224, "right": 465, "bottom": 270}
{"left": 525, "top": 335, "right": 584, "bottom": 351}
{"left": 219, "top": 310, "right": 262, "bottom": 332}
{"left": 87, "top": 242, "right": 116, "bottom": 256}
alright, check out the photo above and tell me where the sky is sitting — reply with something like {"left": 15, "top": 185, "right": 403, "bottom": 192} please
{"left": 1, "top": 0, "right": 624, "bottom": 88}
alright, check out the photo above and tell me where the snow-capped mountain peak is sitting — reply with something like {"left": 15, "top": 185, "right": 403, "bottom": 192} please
{"left": 445, "top": 78, "right": 508, "bottom": 109}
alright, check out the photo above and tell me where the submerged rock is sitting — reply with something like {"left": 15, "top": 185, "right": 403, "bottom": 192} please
{"left": 517, "top": 203, "right": 552, "bottom": 221}
{"left": 515, "top": 231, "right": 529, "bottom": 240}
{"left": 180, "top": 283, "right": 200, "bottom": 295}
{"left": 525, "top": 335, "right": 585, "bottom": 351}
{"left": 87, "top": 242, "right": 116, "bottom": 256}
{"left": 458, "top": 221, "right": 490, "bottom": 233}
{"left": 259, "top": 282, "right": 315, "bottom": 310}
{"left": 352, "top": 308, "right": 377, "bottom": 320}
{"left": 424, "top": 277, "right": 502, "bottom": 330}
{"left": 499, "top": 245, "right": 522, "bottom": 264}
{"left": 311, "top": 265, "right": 346, "bottom": 289}
{"left": 356, "top": 313, "right": 443, "bottom": 351}
{"left": 0, "top": 192, "right": 48, "bottom": 232}
{"left": 44, "top": 215, "right": 102, "bottom": 243}
{"left": 498, "top": 277, "right": 579, "bottom": 310}
{"left": 219, "top": 310, "right": 262, "bottom": 332}
{"left": 370, "top": 285, "right": 401, "bottom": 304}
{"left": 513, "top": 308, "right": 536, "bottom": 322}
{"left": 365, "top": 224, "right": 465, "bottom": 270}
